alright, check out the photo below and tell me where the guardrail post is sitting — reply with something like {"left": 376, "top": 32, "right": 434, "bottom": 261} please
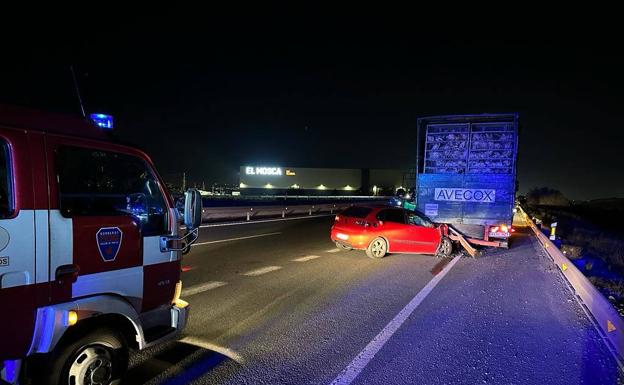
{"left": 247, "top": 208, "right": 252, "bottom": 221}
{"left": 282, "top": 208, "right": 286, "bottom": 218}
{"left": 309, "top": 207, "right": 312, "bottom": 216}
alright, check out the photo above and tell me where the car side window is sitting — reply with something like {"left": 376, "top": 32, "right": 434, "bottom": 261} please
{"left": 56, "top": 146, "right": 168, "bottom": 236}
{"left": 0, "top": 140, "right": 13, "bottom": 218}
{"left": 407, "top": 211, "right": 434, "bottom": 227}
{"left": 383, "top": 209, "right": 406, "bottom": 224}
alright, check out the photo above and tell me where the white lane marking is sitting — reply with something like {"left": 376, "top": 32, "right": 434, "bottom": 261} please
{"left": 292, "top": 255, "right": 322, "bottom": 262}
{"left": 181, "top": 281, "right": 228, "bottom": 296}
{"left": 242, "top": 266, "right": 282, "bottom": 276}
{"left": 326, "top": 248, "right": 342, "bottom": 253}
{"left": 200, "top": 214, "right": 334, "bottom": 228}
{"left": 192, "top": 232, "right": 281, "bottom": 247}
{"left": 180, "top": 337, "right": 245, "bottom": 364}
{"left": 329, "top": 255, "right": 462, "bottom": 385}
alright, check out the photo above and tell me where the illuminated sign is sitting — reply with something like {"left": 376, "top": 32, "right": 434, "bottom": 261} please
{"left": 434, "top": 188, "right": 495, "bottom": 203}
{"left": 245, "top": 167, "right": 282, "bottom": 176}
{"left": 286, "top": 169, "right": 296, "bottom": 176}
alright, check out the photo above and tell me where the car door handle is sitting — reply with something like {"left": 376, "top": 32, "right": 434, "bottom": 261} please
{"left": 55, "top": 264, "right": 80, "bottom": 284}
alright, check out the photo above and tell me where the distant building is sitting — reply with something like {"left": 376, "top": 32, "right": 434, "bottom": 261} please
{"left": 239, "top": 166, "right": 405, "bottom": 196}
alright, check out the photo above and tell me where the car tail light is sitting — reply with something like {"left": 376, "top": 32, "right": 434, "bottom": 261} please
{"left": 335, "top": 215, "right": 341, "bottom": 222}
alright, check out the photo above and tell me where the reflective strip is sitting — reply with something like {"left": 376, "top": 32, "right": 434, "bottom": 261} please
{"left": 49, "top": 210, "right": 73, "bottom": 282}
{"left": 73, "top": 266, "right": 143, "bottom": 307}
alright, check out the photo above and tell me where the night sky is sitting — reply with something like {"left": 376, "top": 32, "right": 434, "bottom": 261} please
{"left": 1, "top": 17, "right": 622, "bottom": 200}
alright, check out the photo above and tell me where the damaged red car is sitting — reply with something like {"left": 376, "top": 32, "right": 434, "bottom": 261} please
{"left": 330, "top": 206, "right": 452, "bottom": 259}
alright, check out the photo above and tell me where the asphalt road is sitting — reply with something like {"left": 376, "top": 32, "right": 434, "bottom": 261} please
{"left": 127, "top": 215, "right": 621, "bottom": 385}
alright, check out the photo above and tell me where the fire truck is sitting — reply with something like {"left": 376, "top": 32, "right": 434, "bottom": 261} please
{"left": 0, "top": 105, "right": 202, "bottom": 385}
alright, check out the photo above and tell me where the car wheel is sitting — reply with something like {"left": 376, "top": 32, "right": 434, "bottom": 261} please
{"left": 335, "top": 242, "right": 352, "bottom": 251}
{"left": 35, "top": 327, "right": 128, "bottom": 385}
{"left": 366, "top": 237, "right": 387, "bottom": 259}
{"left": 436, "top": 237, "right": 453, "bottom": 257}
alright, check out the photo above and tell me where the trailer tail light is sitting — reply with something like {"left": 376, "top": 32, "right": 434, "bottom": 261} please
{"left": 490, "top": 226, "right": 499, "bottom": 233}
{"left": 501, "top": 224, "right": 509, "bottom": 233}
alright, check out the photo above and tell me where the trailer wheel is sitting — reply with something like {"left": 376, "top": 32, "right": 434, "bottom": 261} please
{"left": 366, "top": 237, "right": 387, "bottom": 259}
{"left": 436, "top": 237, "right": 453, "bottom": 257}
{"left": 37, "top": 327, "right": 128, "bottom": 385}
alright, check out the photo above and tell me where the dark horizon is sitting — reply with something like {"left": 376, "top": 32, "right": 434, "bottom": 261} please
{"left": 1, "top": 18, "right": 622, "bottom": 200}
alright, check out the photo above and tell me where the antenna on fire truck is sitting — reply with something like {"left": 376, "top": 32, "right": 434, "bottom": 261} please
{"left": 70, "top": 65, "right": 86, "bottom": 118}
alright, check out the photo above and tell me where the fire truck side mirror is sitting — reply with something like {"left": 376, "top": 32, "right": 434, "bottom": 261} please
{"left": 184, "top": 188, "right": 203, "bottom": 230}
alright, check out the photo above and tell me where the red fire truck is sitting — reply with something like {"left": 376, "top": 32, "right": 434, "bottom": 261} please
{"left": 0, "top": 105, "right": 202, "bottom": 385}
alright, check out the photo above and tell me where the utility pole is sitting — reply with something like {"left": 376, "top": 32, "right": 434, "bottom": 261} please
{"left": 182, "top": 172, "right": 186, "bottom": 192}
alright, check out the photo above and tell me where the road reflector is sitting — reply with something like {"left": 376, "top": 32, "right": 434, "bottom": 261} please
{"left": 561, "top": 263, "right": 568, "bottom": 271}
{"left": 608, "top": 320, "right": 617, "bottom": 333}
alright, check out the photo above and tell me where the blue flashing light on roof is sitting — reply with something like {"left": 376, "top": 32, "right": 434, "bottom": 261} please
{"left": 89, "top": 113, "right": 114, "bottom": 130}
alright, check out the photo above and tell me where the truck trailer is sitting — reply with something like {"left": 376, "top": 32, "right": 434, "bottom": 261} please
{"left": 415, "top": 113, "right": 519, "bottom": 248}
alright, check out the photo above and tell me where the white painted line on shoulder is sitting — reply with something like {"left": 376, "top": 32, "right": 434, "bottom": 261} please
{"left": 200, "top": 214, "right": 334, "bottom": 228}
{"left": 181, "top": 281, "right": 227, "bottom": 297}
{"left": 293, "top": 255, "right": 322, "bottom": 262}
{"left": 242, "top": 266, "right": 282, "bottom": 276}
{"left": 329, "top": 255, "right": 462, "bottom": 385}
{"left": 192, "top": 232, "right": 281, "bottom": 247}
{"left": 325, "top": 248, "right": 342, "bottom": 253}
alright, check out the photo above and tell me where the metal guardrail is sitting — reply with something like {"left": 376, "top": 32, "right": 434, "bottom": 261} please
{"left": 521, "top": 207, "right": 624, "bottom": 366}
{"left": 201, "top": 202, "right": 362, "bottom": 222}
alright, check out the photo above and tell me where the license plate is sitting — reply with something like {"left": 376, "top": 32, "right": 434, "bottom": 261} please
{"left": 489, "top": 232, "right": 509, "bottom": 238}
{"left": 336, "top": 233, "right": 349, "bottom": 240}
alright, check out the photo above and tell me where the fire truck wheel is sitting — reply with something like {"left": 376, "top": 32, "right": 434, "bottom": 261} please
{"left": 41, "top": 328, "right": 129, "bottom": 385}
{"left": 366, "top": 237, "right": 387, "bottom": 259}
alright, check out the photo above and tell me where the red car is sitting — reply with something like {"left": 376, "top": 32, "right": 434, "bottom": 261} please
{"left": 330, "top": 206, "right": 452, "bottom": 258}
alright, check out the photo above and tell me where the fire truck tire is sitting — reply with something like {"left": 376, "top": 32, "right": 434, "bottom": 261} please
{"left": 366, "top": 237, "right": 387, "bottom": 259}
{"left": 37, "top": 328, "right": 129, "bottom": 385}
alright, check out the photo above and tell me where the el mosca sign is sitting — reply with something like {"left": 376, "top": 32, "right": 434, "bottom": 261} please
{"left": 434, "top": 188, "right": 496, "bottom": 203}
{"left": 245, "top": 167, "right": 282, "bottom": 176}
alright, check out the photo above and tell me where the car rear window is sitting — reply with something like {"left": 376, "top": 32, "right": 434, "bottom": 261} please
{"left": 341, "top": 206, "right": 373, "bottom": 218}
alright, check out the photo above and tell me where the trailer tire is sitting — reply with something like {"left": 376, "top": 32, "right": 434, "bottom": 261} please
{"left": 366, "top": 237, "right": 387, "bottom": 259}
{"left": 34, "top": 327, "right": 128, "bottom": 385}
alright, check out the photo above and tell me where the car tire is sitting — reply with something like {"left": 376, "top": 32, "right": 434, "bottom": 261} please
{"left": 33, "top": 327, "right": 128, "bottom": 385}
{"left": 335, "top": 242, "right": 352, "bottom": 251}
{"left": 436, "top": 237, "right": 453, "bottom": 257}
{"left": 366, "top": 237, "right": 387, "bottom": 259}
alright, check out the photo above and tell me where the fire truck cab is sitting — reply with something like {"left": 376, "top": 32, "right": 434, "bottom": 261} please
{"left": 0, "top": 105, "right": 201, "bottom": 385}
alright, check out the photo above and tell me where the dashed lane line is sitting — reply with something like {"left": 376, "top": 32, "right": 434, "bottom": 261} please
{"left": 192, "top": 232, "right": 282, "bottom": 247}
{"left": 242, "top": 266, "right": 283, "bottom": 276}
{"left": 292, "top": 255, "right": 323, "bottom": 262}
{"left": 181, "top": 281, "right": 228, "bottom": 297}
{"left": 329, "top": 254, "right": 462, "bottom": 385}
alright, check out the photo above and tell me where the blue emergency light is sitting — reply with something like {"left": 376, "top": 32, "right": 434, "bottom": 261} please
{"left": 89, "top": 113, "right": 114, "bottom": 130}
